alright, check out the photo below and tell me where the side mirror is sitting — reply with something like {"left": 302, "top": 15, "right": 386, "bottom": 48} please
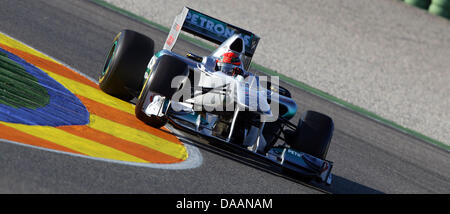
{"left": 186, "top": 52, "right": 203, "bottom": 62}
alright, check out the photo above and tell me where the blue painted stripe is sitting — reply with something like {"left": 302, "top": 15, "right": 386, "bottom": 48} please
{"left": 0, "top": 48, "right": 89, "bottom": 126}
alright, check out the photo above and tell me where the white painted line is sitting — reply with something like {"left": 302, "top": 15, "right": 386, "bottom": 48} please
{"left": 0, "top": 31, "right": 203, "bottom": 170}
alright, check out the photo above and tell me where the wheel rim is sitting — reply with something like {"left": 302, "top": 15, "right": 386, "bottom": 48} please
{"left": 100, "top": 41, "right": 118, "bottom": 81}
{"left": 138, "top": 67, "right": 154, "bottom": 100}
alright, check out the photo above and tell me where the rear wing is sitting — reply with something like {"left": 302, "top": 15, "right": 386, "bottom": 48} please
{"left": 164, "top": 7, "right": 260, "bottom": 69}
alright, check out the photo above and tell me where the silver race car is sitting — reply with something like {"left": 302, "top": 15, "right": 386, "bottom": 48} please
{"left": 99, "top": 7, "right": 334, "bottom": 185}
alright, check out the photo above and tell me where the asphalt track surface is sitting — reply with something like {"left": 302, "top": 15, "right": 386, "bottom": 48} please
{"left": 0, "top": 0, "right": 448, "bottom": 193}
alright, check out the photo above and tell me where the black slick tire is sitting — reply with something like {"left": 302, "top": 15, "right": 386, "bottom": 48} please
{"left": 99, "top": 29, "right": 154, "bottom": 100}
{"left": 286, "top": 111, "right": 334, "bottom": 159}
{"left": 135, "top": 55, "right": 188, "bottom": 128}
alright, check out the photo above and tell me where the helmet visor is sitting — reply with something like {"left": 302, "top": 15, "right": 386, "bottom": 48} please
{"left": 218, "top": 63, "right": 237, "bottom": 76}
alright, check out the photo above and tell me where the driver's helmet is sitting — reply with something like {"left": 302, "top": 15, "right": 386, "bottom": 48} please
{"left": 216, "top": 51, "right": 243, "bottom": 76}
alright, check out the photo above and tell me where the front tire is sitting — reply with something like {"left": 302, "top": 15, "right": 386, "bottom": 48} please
{"left": 99, "top": 29, "right": 154, "bottom": 101}
{"left": 135, "top": 55, "right": 189, "bottom": 128}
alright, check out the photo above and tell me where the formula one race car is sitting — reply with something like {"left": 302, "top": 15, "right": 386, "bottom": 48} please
{"left": 99, "top": 7, "right": 334, "bottom": 185}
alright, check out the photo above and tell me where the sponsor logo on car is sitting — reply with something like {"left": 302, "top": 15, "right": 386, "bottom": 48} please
{"left": 185, "top": 10, "right": 253, "bottom": 50}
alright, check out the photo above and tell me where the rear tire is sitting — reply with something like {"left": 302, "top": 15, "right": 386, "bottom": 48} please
{"left": 285, "top": 111, "right": 334, "bottom": 159}
{"left": 99, "top": 29, "right": 154, "bottom": 100}
{"left": 135, "top": 55, "right": 189, "bottom": 128}
{"left": 264, "top": 81, "right": 292, "bottom": 98}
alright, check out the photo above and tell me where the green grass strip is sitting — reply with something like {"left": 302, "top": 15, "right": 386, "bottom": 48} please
{"left": 250, "top": 63, "right": 450, "bottom": 151}
{"left": 0, "top": 53, "right": 49, "bottom": 109}
{"left": 90, "top": 0, "right": 449, "bottom": 151}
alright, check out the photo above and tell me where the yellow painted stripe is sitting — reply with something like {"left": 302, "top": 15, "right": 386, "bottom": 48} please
{"left": 40, "top": 68, "right": 135, "bottom": 115}
{"left": 0, "top": 32, "right": 188, "bottom": 163}
{"left": 1, "top": 33, "right": 134, "bottom": 115}
{"left": 88, "top": 114, "right": 188, "bottom": 160}
{"left": 1, "top": 33, "right": 133, "bottom": 115}
{"left": 0, "top": 122, "right": 147, "bottom": 163}
{"left": 0, "top": 33, "right": 59, "bottom": 64}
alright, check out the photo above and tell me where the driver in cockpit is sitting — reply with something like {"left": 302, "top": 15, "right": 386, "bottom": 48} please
{"left": 215, "top": 51, "right": 247, "bottom": 78}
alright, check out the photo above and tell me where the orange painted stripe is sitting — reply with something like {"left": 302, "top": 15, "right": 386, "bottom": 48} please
{"left": 2, "top": 43, "right": 180, "bottom": 143}
{"left": 58, "top": 125, "right": 183, "bottom": 163}
{"left": 0, "top": 44, "right": 98, "bottom": 89}
{"left": 0, "top": 124, "right": 84, "bottom": 155}
{"left": 76, "top": 95, "right": 182, "bottom": 144}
